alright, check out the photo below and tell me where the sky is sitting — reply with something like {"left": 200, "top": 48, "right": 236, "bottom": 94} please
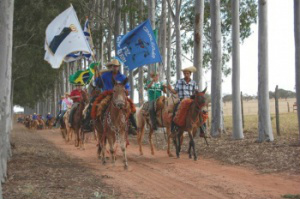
{"left": 210, "top": 0, "right": 296, "bottom": 96}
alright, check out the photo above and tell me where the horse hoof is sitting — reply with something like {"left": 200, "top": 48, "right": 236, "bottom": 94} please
{"left": 194, "top": 157, "right": 198, "bottom": 161}
{"left": 124, "top": 164, "right": 128, "bottom": 170}
{"left": 189, "top": 155, "right": 192, "bottom": 159}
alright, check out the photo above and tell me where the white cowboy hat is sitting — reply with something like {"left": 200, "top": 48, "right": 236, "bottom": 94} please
{"left": 106, "top": 59, "right": 121, "bottom": 67}
{"left": 182, "top": 66, "right": 197, "bottom": 73}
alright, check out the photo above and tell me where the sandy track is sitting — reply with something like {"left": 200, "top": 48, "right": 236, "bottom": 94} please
{"left": 40, "top": 129, "right": 300, "bottom": 199}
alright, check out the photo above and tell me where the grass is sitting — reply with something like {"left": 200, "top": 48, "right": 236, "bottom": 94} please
{"left": 282, "top": 194, "right": 300, "bottom": 199}
{"left": 223, "top": 112, "right": 299, "bottom": 137}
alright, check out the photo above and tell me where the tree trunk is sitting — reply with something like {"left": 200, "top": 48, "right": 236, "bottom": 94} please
{"left": 175, "top": 0, "right": 182, "bottom": 80}
{"left": 158, "top": 0, "right": 167, "bottom": 82}
{"left": 257, "top": 0, "right": 274, "bottom": 142}
{"left": 0, "top": 1, "right": 14, "bottom": 194}
{"left": 294, "top": 0, "right": 300, "bottom": 143}
{"left": 107, "top": 0, "right": 112, "bottom": 61}
{"left": 210, "top": 0, "right": 223, "bottom": 137}
{"left": 193, "top": 0, "right": 204, "bottom": 90}
{"left": 148, "top": 0, "right": 156, "bottom": 79}
{"left": 166, "top": 7, "right": 172, "bottom": 86}
{"left": 115, "top": 0, "right": 121, "bottom": 63}
{"left": 231, "top": 0, "right": 244, "bottom": 139}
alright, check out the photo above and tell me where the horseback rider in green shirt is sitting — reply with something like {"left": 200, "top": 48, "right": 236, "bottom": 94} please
{"left": 144, "top": 72, "right": 166, "bottom": 130}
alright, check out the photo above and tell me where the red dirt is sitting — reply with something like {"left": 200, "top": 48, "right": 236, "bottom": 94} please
{"left": 37, "top": 128, "right": 300, "bottom": 199}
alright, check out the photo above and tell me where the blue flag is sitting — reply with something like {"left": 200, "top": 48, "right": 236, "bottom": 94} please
{"left": 116, "top": 19, "right": 162, "bottom": 71}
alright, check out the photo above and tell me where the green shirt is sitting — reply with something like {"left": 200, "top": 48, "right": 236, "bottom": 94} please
{"left": 144, "top": 80, "right": 164, "bottom": 102}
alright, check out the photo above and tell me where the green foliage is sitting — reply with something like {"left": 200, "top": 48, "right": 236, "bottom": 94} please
{"left": 12, "top": 0, "right": 86, "bottom": 108}
{"left": 180, "top": 0, "right": 257, "bottom": 75}
{"left": 269, "top": 89, "right": 296, "bottom": 99}
{"left": 282, "top": 194, "right": 300, "bottom": 199}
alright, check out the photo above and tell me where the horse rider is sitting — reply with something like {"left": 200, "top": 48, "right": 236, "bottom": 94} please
{"left": 46, "top": 112, "right": 53, "bottom": 126}
{"left": 54, "top": 92, "right": 73, "bottom": 126}
{"left": 32, "top": 113, "right": 38, "bottom": 120}
{"left": 167, "top": 66, "right": 198, "bottom": 101}
{"left": 167, "top": 66, "right": 207, "bottom": 137}
{"left": 69, "top": 83, "right": 86, "bottom": 127}
{"left": 144, "top": 72, "right": 166, "bottom": 130}
{"left": 94, "top": 59, "right": 137, "bottom": 130}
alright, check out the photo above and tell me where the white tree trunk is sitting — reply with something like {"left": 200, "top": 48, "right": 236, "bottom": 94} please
{"left": 148, "top": 0, "right": 156, "bottom": 78}
{"left": 210, "top": 0, "right": 223, "bottom": 137}
{"left": 175, "top": 0, "right": 182, "bottom": 80}
{"left": 159, "top": 0, "right": 167, "bottom": 82}
{"left": 231, "top": 0, "right": 244, "bottom": 139}
{"left": 294, "top": 0, "right": 300, "bottom": 143}
{"left": 0, "top": 2, "right": 14, "bottom": 196}
{"left": 193, "top": 0, "right": 204, "bottom": 91}
{"left": 166, "top": 7, "right": 172, "bottom": 85}
{"left": 258, "top": 0, "right": 273, "bottom": 142}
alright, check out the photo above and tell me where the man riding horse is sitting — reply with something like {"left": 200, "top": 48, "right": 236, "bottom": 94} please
{"left": 69, "top": 83, "right": 86, "bottom": 127}
{"left": 167, "top": 66, "right": 208, "bottom": 138}
{"left": 93, "top": 59, "right": 137, "bottom": 130}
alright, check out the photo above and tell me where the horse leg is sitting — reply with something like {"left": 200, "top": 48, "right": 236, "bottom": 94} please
{"left": 137, "top": 123, "right": 145, "bottom": 155}
{"left": 149, "top": 127, "right": 155, "bottom": 155}
{"left": 108, "top": 135, "right": 115, "bottom": 164}
{"left": 166, "top": 127, "right": 174, "bottom": 157}
{"left": 188, "top": 131, "right": 193, "bottom": 159}
{"left": 120, "top": 132, "right": 128, "bottom": 170}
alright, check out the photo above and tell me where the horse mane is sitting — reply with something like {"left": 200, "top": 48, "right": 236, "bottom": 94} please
{"left": 91, "top": 90, "right": 113, "bottom": 119}
{"left": 173, "top": 99, "right": 194, "bottom": 127}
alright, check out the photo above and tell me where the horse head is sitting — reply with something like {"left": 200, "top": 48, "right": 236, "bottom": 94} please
{"left": 194, "top": 87, "right": 207, "bottom": 109}
{"left": 112, "top": 77, "right": 128, "bottom": 109}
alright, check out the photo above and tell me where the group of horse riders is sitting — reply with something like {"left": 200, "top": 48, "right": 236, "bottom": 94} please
{"left": 59, "top": 58, "right": 207, "bottom": 137}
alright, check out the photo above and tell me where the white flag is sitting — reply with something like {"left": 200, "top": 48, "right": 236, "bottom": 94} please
{"left": 44, "top": 5, "right": 93, "bottom": 69}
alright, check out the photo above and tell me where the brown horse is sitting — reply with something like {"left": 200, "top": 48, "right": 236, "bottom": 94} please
{"left": 96, "top": 78, "right": 131, "bottom": 169}
{"left": 172, "top": 88, "right": 207, "bottom": 160}
{"left": 46, "top": 117, "right": 56, "bottom": 129}
{"left": 136, "top": 94, "right": 179, "bottom": 156}
{"left": 70, "top": 91, "right": 88, "bottom": 149}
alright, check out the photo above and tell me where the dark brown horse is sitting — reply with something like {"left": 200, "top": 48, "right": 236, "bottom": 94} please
{"left": 172, "top": 88, "right": 207, "bottom": 160}
{"left": 96, "top": 78, "right": 131, "bottom": 169}
{"left": 70, "top": 91, "right": 88, "bottom": 149}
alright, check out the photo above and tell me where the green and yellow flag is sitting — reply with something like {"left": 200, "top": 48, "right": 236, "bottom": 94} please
{"left": 69, "top": 62, "right": 98, "bottom": 85}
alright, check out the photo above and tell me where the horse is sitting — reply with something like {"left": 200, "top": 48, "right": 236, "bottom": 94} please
{"left": 96, "top": 78, "right": 131, "bottom": 169}
{"left": 46, "top": 117, "right": 56, "bottom": 129}
{"left": 70, "top": 91, "right": 88, "bottom": 149}
{"left": 171, "top": 88, "right": 207, "bottom": 160}
{"left": 136, "top": 94, "right": 179, "bottom": 156}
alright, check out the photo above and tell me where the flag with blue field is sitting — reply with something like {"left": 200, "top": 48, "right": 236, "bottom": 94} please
{"left": 116, "top": 19, "right": 162, "bottom": 71}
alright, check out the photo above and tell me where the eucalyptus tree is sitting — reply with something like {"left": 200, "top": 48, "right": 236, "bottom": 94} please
{"left": 257, "top": 0, "right": 273, "bottom": 142}
{"left": 193, "top": 0, "right": 204, "bottom": 90}
{"left": 0, "top": 0, "right": 14, "bottom": 196}
{"left": 294, "top": 0, "right": 300, "bottom": 143}
{"left": 158, "top": 0, "right": 167, "bottom": 81}
{"left": 167, "top": 0, "right": 183, "bottom": 80}
{"left": 231, "top": 0, "right": 244, "bottom": 139}
{"left": 210, "top": 0, "right": 223, "bottom": 137}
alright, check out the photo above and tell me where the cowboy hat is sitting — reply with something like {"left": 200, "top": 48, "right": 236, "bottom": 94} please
{"left": 181, "top": 66, "right": 197, "bottom": 73}
{"left": 106, "top": 59, "right": 121, "bottom": 67}
{"left": 64, "top": 92, "right": 70, "bottom": 95}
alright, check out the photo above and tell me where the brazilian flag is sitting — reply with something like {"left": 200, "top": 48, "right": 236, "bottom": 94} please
{"left": 69, "top": 62, "right": 98, "bottom": 85}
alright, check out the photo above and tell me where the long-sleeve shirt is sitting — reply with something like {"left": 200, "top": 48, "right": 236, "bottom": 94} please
{"left": 61, "top": 98, "right": 73, "bottom": 111}
{"left": 95, "top": 71, "right": 130, "bottom": 91}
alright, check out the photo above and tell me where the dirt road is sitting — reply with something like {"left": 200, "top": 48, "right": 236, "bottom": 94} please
{"left": 36, "top": 128, "right": 299, "bottom": 199}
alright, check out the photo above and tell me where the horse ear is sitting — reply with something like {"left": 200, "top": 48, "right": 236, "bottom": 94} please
{"left": 201, "top": 87, "right": 207, "bottom": 94}
{"left": 122, "top": 77, "right": 128, "bottom": 86}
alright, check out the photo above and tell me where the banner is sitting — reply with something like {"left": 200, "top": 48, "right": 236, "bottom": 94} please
{"left": 69, "top": 62, "right": 98, "bottom": 85}
{"left": 44, "top": 5, "right": 93, "bottom": 68}
{"left": 116, "top": 19, "right": 162, "bottom": 71}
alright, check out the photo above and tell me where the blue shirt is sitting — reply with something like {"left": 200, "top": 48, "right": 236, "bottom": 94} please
{"left": 95, "top": 71, "right": 130, "bottom": 91}
{"left": 32, "top": 114, "right": 38, "bottom": 120}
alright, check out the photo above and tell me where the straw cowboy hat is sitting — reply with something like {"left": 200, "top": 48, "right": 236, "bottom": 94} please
{"left": 182, "top": 66, "right": 197, "bottom": 73}
{"left": 64, "top": 92, "right": 70, "bottom": 95}
{"left": 106, "top": 59, "right": 121, "bottom": 67}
